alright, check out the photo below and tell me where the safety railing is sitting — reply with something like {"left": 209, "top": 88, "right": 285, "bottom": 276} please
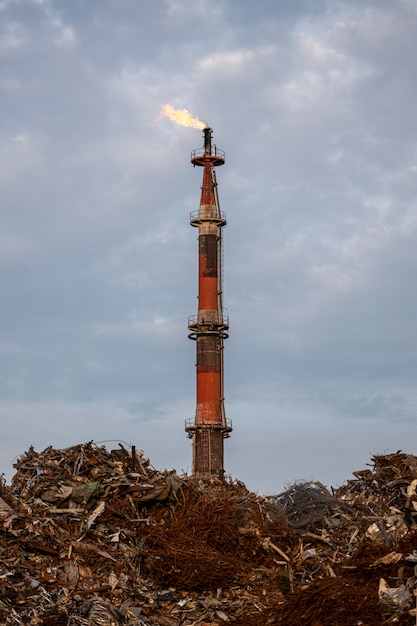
{"left": 191, "top": 146, "right": 225, "bottom": 161}
{"left": 189, "top": 209, "right": 227, "bottom": 226}
{"left": 188, "top": 313, "right": 229, "bottom": 327}
{"left": 185, "top": 417, "right": 233, "bottom": 431}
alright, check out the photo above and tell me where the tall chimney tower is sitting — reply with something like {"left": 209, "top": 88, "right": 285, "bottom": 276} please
{"left": 185, "top": 127, "right": 232, "bottom": 476}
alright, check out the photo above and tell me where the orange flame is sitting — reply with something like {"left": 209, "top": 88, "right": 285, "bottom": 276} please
{"left": 159, "top": 103, "right": 206, "bottom": 130}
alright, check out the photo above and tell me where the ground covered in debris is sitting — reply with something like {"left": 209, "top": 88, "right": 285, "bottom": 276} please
{"left": 2, "top": 444, "right": 417, "bottom": 624}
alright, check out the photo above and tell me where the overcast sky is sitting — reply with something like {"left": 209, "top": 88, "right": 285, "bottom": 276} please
{"left": 1, "top": 0, "right": 417, "bottom": 493}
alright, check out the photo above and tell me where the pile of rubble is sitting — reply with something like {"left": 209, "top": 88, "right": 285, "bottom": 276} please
{"left": 2, "top": 444, "right": 417, "bottom": 624}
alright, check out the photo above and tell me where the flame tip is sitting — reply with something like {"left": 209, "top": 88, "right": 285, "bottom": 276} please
{"left": 159, "top": 103, "right": 206, "bottom": 130}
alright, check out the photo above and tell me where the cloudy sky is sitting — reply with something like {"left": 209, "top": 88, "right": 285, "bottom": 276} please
{"left": 1, "top": 0, "right": 417, "bottom": 493}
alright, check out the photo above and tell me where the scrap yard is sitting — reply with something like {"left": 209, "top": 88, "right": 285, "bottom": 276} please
{"left": 2, "top": 443, "right": 417, "bottom": 624}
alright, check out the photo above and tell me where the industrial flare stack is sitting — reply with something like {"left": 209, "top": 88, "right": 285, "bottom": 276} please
{"left": 185, "top": 128, "right": 232, "bottom": 476}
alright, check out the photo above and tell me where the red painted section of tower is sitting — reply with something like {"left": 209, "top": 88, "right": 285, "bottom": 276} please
{"left": 197, "top": 275, "right": 217, "bottom": 311}
{"left": 200, "top": 160, "right": 216, "bottom": 205}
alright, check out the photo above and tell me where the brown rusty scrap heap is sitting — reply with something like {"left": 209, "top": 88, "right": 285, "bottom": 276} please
{"left": 2, "top": 446, "right": 417, "bottom": 624}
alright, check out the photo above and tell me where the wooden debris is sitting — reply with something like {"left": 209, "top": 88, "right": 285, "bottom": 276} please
{"left": 2, "top": 445, "right": 417, "bottom": 623}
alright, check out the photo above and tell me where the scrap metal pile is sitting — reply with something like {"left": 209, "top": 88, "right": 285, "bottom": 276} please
{"left": 2, "top": 444, "right": 417, "bottom": 624}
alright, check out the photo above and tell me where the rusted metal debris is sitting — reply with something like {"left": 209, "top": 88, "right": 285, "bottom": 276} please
{"left": 2, "top": 446, "right": 417, "bottom": 624}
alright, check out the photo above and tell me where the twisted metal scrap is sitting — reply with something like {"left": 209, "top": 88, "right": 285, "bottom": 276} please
{"left": 272, "top": 481, "right": 351, "bottom": 529}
